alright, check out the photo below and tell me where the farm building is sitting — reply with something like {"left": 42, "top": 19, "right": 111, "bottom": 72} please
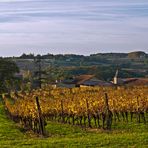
{"left": 57, "top": 70, "right": 148, "bottom": 88}
{"left": 122, "top": 78, "right": 148, "bottom": 86}
{"left": 58, "top": 75, "right": 113, "bottom": 88}
{"left": 112, "top": 70, "right": 148, "bottom": 86}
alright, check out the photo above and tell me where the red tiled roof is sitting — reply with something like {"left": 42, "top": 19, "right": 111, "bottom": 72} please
{"left": 123, "top": 78, "right": 148, "bottom": 86}
{"left": 82, "top": 80, "right": 113, "bottom": 86}
{"left": 74, "top": 75, "right": 95, "bottom": 85}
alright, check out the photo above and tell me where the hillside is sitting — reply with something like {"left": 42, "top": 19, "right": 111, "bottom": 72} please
{"left": 10, "top": 51, "right": 148, "bottom": 81}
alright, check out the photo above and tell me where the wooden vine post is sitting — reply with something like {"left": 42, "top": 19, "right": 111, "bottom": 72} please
{"left": 86, "top": 98, "right": 92, "bottom": 128}
{"left": 61, "top": 99, "right": 65, "bottom": 123}
{"left": 36, "top": 96, "right": 45, "bottom": 136}
{"left": 104, "top": 93, "right": 112, "bottom": 130}
{"left": 136, "top": 96, "right": 140, "bottom": 123}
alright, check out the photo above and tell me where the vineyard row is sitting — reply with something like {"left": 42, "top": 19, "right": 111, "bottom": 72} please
{"left": 2, "top": 86, "right": 148, "bottom": 135}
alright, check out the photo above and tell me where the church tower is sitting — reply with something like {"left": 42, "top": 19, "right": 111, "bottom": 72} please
{"left": 113, "top": 69, "right": 119, "bottom": 85}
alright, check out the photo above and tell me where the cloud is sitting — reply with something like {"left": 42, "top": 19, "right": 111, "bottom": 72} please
{"left": 0, "top": 0, "right": 148, "bottom": 56}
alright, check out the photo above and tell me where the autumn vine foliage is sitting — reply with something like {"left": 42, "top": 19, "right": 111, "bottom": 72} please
{"left": 2, "top": 86, "right": 148, "bottom": 134}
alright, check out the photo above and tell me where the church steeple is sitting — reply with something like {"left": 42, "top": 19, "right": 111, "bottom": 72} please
{"left": 114, "top": 69, "right": 119, "bottom": 85}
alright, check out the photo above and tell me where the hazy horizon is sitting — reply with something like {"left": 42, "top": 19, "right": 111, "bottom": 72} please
{"left": 1, "top": 50, "right": 148, "bottom": 58}
{"left": 0, "top": 0, "right": 148, "bottom": 56}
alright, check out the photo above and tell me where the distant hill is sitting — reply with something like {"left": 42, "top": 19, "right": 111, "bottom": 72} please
{"left": 128, "top": 51, "right": 147, "bottom": 59}
{"left": 90, "top": 53, "right": 128, "bottom": 58}
{"left": 3, "top": 51, "right": 148, "bottom": 81}
{"left": 15, "top": 51, "right": 147, "bottom": 60}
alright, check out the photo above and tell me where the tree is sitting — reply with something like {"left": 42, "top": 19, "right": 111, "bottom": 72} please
{"left": 33, "top": 55, "right": 48, "bottom": 88}
{"left": 46, "top": 66, "right": 67, "bottom": 82}
{"left": 0, "top": 59, "right": 19, "bottom": 93}
{"left": 20, "top": 53, "right": 35, "bottom": 59}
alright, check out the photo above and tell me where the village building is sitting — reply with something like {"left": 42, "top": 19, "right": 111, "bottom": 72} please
{"left": 112, "top": 70, "right": 148, "bottom": 86}
{"left": 52, "top": 69, "right": 148, "bottom": 88}
{"left": 58, "top": 75, "right": 113, "bottom": 88}
{"left": 121, "top": 78, "right": 148, "bottom": 86}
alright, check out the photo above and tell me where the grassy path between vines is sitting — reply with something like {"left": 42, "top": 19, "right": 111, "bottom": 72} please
{"left": 0, "top": 102, "right": 148, "bottom": 148}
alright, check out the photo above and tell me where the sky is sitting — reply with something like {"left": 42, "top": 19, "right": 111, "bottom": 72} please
{"left": 0, "top": 0, "right": 148, "bottom": 56}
